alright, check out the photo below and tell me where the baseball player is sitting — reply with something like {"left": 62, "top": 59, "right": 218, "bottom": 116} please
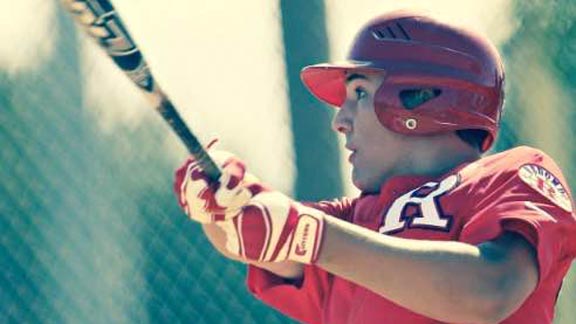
{"left": 174, "top": 11, "right": 576, "bottom": 324}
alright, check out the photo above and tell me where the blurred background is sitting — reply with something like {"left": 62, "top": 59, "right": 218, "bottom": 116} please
{"left": 1, "top": 0, "right": 575, "bottom": 323}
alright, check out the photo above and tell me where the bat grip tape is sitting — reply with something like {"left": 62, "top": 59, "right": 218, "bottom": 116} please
{"left": 158, "top": 98, "right": 222, "bottom": 182}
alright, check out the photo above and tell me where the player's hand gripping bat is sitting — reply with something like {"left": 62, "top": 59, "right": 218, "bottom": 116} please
{"left": 61, "top": 0, "right": 222, "bottom": 181}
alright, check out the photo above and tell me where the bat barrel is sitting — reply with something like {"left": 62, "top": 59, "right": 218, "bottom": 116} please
{"left": 62, "top": 0, "right": 222, "bottom": 182}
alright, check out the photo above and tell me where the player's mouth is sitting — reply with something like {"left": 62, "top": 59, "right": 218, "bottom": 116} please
{"left": 349, "top": 151, "right": 357, "bottom": 164}
{"left": 345, "top": 144, "right": 357, "bottom": 163}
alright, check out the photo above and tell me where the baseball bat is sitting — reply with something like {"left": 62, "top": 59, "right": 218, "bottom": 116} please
{"left": 61, "top": 0, "right": 222, "bottom": 181}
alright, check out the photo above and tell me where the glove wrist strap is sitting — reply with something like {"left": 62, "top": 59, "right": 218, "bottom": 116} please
{"left": 288, "top": 207, "right": 325, "bottom": 264}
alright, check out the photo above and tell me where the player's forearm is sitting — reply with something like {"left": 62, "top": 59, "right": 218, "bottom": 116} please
{"left": 316, "top": 216, "right": 535, "bottom": 323}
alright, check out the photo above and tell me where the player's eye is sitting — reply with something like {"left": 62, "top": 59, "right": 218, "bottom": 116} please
{"left": 355, "top": 87, "right": 368, "bottom": 101}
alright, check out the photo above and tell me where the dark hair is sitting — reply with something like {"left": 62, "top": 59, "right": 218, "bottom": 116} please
{"left": 455, "top": 129, "right": 489, "bottom": 151}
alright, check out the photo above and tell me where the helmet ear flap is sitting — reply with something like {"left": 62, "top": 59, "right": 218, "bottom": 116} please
{"left": 374, "top": 77, "right": 498, "bottom": 141}
{"left": 373, "top": 81, "right": 409, "bottom": 131}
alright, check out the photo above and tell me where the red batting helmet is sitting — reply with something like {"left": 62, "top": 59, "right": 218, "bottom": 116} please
{"left": 300, "top": 11, "right": 505, "bottom": 152}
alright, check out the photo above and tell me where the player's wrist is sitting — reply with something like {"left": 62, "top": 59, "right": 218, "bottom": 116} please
{"left": 216, "top": 191, "right": 327, "bottom": 264}
{"left": 286, "top": 204, "right": 326, "bottom": 264}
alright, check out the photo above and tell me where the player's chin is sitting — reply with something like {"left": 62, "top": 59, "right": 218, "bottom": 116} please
{"left": 352, "top": 170, "right": 381, "bottom": 194}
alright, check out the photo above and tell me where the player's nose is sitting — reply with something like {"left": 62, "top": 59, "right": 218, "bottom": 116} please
{"left": 332, "top": 105, "right": 353, "bottom": 134}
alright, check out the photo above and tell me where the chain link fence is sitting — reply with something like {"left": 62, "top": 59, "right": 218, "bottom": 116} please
{"left": 0, "top": 4, "right": 293, "bottom": 323}
{"left": 1, "top": 1, "right": 576, "bottom": 323}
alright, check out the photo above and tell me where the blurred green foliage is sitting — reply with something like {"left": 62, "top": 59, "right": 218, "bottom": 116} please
{"left": 501, "top": 2, "right": 576, "bottom": 323}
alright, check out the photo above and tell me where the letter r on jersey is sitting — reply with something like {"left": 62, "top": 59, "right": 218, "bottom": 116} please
{"left": 379, "top": 175, "right": 459, "bottom": 234}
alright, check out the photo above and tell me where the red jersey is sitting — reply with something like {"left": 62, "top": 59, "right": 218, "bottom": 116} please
{"left": 246, "top": 146, "right": 576, "bottom": 323}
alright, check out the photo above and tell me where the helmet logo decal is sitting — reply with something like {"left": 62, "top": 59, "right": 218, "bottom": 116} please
{"left": 371, "top": 23, "right": 411, "bottom": 41}
{"left": 400, "top": 88, "right": 442, "bottom": 110}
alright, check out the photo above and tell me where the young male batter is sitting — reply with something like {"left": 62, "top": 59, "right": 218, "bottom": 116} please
{"left": 174, "top": 11, "right": 576, "bottom": 323}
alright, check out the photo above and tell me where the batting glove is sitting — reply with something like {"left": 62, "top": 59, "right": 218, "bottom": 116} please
{"left": 174, "top": 150, "right": 264, "bottom": 223}
{"left": 217, "top": 191, "right": 326, "bottom": 264}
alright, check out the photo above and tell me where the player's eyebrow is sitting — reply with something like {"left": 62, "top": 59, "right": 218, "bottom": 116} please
{"left": 345, "top": 73, "right": 368, "bottom": 84}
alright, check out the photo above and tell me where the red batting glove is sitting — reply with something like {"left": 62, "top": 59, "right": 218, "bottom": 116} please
{"left": 217, "top": 191, "right": 326, "bottom": 264}
{"left": 174, "top": 151, "right": 265, "bottom": 223}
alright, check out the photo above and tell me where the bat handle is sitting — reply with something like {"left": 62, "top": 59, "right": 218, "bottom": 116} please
{"left": 157, "top": 98, "right": 222, "bottom": 182}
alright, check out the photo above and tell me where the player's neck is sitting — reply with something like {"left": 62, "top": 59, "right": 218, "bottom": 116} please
{"left": 403, "top": 141, "right": 481, "bottom": 178}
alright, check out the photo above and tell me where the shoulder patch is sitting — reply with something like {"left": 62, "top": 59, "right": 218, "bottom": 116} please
{"left": 518, "top": 164, "right": 573, "bottom": 212}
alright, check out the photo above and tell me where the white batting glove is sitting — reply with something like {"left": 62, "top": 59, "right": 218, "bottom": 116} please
{"left": 217, "top": 191, "right": 326, "bottom": 264}
{"left": 174, "top": 150, "right": 263, "bottom": 223}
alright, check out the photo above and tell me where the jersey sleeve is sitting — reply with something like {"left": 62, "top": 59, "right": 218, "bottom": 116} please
{"left": 304, "top": 197, "right": 356, "bottom": 222}
{"left": 459, "top": 148, "right": 576, "bottom": 286}
{"left": 245, "top": 197, "right": 356, "bottom": 324}
{"left": 246, "top": 265, "right": 331, "bottom": 324}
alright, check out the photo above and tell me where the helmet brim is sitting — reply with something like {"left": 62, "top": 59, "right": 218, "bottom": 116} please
{"left": 300, "top": 60, "right": 386, "bottom": 107}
